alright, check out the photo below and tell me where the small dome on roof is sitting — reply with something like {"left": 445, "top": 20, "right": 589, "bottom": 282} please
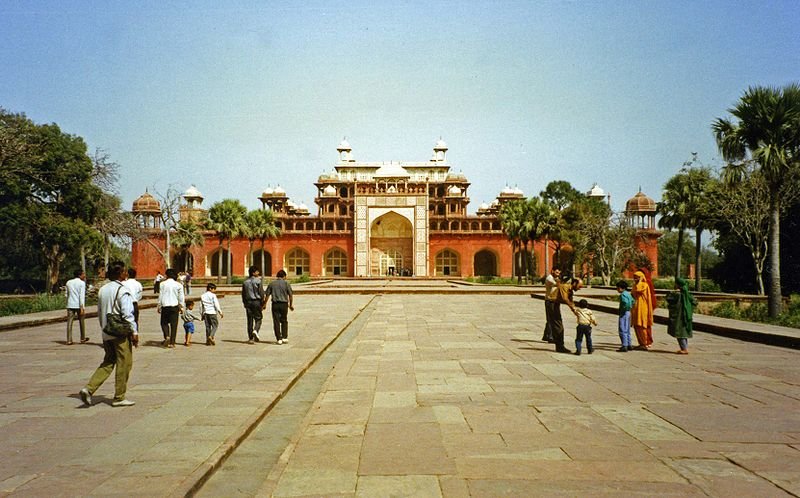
{"left": 374, "top": 162, "right": 410, "bottom": 178}
{"left": 337, "top": 137, "right": 351, "bottom": 150}
{"left": 587, "top": 183, "right": 605, "bottom": 197}
{"left": 286, "top": 199, "right": 296, "bottom": 207}
{"left": 274, "top": 185, "right": 286, "bottom": 194}
{"left": 262, "top": 187, "right": 274, "bottom": 196}
{"left": 513, "top": 187, "right": 524, "bottom": 195}
{"left": 323, "top": 185, "right": 337, "bottom": 196}
{"left": 501, "top": 185, "right": 515, "bottom": 195}
{"left": 625, "top": 190, "right": 656, "bottom": 213}
{"left": 479, "top": 202, "right": 489, "bottom": 210}
{"left": 132, "top": 191, "right": 161, "bottom": 213}
{"left": 298, "top": 202, "right": 308, "bottom": 211}
{"left": 183, "top": 185, "right": 203, "bottom": 199}
{"left": 434, "top": 137, "right": 448, "bottom": 149}
{"left": 491, "top": 199, "right": 499, "bottom": 206}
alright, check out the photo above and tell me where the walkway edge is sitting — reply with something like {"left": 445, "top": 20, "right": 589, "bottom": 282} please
{"left": 172, "top": 295, "right": 378, "bottom": 498}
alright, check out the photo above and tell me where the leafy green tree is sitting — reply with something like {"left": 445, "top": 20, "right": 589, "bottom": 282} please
{"left": 208, "top": 199, "right": 247, "bottom": 284}
{"left": 0, "top": 109, "right": 104, "bottom": 292}
{"left": 713, "top": 83, "right": 800, "bottom": 316}
{"left": 657, "top": 231, "right": 695, "bottom": 278}
{"left": 244, "top": 209, "right": 280, "bottom": 273}
{"left": 540, "top": 181, "right": 582, "bottom": 271}
{"left": 707, "top": 163, "right": 799, "bottom": 295}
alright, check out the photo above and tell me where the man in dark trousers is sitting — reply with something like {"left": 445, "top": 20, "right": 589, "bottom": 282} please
{"left": 266, "top": 269, "right": 294, "bottom": 345}
{"left": 241, "top": 266, "right": 266, "bottom": 344}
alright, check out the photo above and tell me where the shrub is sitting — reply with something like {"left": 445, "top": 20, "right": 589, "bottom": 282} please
{"left": 0, "top": 293, "right": 96, "bottom": 316}
{"left": 292, "top": 274, "right": 311, "bottom": 283}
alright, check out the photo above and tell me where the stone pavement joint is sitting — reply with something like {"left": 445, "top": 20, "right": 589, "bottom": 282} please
{"left": 1, "top": 283, "right": 799, "bottom": 497}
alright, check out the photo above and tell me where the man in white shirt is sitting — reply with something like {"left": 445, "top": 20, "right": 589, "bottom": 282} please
{"left": 65, "top": 269, "right": 88, "bottom": 345}
{"left": 79, "top": 261, "right": 138, "bottom": 407}
{"left": 158, "top": 268, "right": 186, "bottom": 348}
{"left": 123, "top": 267, "right": 144, "bottom": 330}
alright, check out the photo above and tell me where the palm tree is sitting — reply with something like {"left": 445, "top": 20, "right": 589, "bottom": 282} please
{"left": 522, "top": 197, "right": 554, "bottom": 282}
{"left": 171, "top": 220, "right": 205, "bottom": 272}
{"left": 713, "top": 83, "right": 800, "bottom": 317}
{"left": 657, "top": 164, "right": 713, "bottom": 289}
{"left": 207, "top": 199, "right": 247, "bottom": 284}
{"left": 244, "top": 209, "right": 281, "bottom": 274}
{"left": 499, "top": 200, "right": 525, "bottom": 283}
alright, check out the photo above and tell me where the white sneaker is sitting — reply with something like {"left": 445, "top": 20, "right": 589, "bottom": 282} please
{"left": 277, "top": 339, "right": 283, "bottom": 345}
{"left": 283, "top": 338, "right": 288, "bottom": 343}
{"left": 111, "top": 399, "right": 135, "bottom": 407}
{"left": 79, "top": 388, "right": 92, "bottom": 406}
{"left": 253, "top": 331, "right": 261, "bottom": 342}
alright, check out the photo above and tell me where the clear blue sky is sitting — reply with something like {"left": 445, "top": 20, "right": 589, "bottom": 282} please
{"left": 2, "top": 0, "right": 799, "bottom": 213}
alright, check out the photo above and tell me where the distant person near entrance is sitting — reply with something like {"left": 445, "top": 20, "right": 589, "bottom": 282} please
{"left": 266, "top": 269, "right": 294, "bottom": 345}
{"left": 242, "top": 266, "right": 266, "bottom": 344}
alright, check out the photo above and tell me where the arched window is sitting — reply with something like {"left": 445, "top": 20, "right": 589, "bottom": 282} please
{"left": 473, "top": 250, "right": 497, "bottom": 277}
{"left": 435, "top": 249, "right": 460, "bottom": 276}
{"left": 252, "top": 249, "right": 272, "bottom": 277}
{"left": 208, "top": 249, "right": 229, "bottom": 277}
{"left": 324, "top": 248, "right": 348, "bottom": 276}
{"left": 285, "top": 248, "right": 310, "bottom": 277}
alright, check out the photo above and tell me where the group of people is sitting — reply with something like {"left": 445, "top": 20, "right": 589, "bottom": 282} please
{"left": 77, "top": 262, "right": 294, "bottom": 408}
{"left": 153, "top": 270, "right": 192, "bottom": 295}
{"left": 542, "top": 266, "right": 696, "bottom": 355}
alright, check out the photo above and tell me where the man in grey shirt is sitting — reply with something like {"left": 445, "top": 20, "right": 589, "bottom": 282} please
{"left": 241, "top": 266, "right": 266, "bottom": 344}
{"left": 266, "top": 269, "right": 294, "bottom": 345}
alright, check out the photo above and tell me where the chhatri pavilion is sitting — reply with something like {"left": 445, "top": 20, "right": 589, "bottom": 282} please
{"left": 130, "top": 139, "right": 659, "bottom": 278}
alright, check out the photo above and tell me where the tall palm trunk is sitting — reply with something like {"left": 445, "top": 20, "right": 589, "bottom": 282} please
{"left": 226, "top": 239, "right": 233, "bottom": 284}
{"left": 694, "top": 227, "right": 702, "bottom": 292}
{"left": 216, "top": 239, "right": 223, "bottom": 283}
{"left": 260, "top": 238, "right": 266, "bottom": 276}
{"left": 768, "top": 199, "right": 782, "bottom": 317}
{"left": 674, "top": 227, "right": 685, "bottom": 278}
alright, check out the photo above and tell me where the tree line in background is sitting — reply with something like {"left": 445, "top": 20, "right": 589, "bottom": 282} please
{"left": 498, "top": 83, "right": 800, "bottom": 319}
{"left": 2, "top": 82, "right": 797, "bottom": 318}
{"left": 0, "top": 108, "right": 280, "bottom": 292}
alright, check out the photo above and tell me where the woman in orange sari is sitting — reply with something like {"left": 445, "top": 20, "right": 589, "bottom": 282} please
{"left": 631, "top": 271, "right": 654, "bottom": 349}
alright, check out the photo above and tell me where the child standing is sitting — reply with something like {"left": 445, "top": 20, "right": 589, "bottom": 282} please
{"left": 182, "top": 300, "right": 201, "bottom": 347}
{"left": 616, "top": 280, "right": 634, "bottom": 352}
{"left": 200, "top": 283, "right": 224, "bottom": 346}
{"left": 574, "top": 299, "right": 597, "bottom": 355}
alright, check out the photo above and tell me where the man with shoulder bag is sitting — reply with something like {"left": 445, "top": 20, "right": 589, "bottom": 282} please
{"left": 79, "top": 261, "right": 139, "bottom": 407}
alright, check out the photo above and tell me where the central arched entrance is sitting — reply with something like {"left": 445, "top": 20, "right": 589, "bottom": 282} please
{"left": 370, "top": 211, "right": 413, "bottom": 276}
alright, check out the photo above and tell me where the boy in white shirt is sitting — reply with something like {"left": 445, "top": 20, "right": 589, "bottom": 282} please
{"left": 200, "top": 283, "right": 224, "bottom": 345}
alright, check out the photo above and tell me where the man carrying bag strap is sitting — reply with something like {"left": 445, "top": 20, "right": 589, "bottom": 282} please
{"left": 79, "top": 261, "right": 139, "bottom": 408}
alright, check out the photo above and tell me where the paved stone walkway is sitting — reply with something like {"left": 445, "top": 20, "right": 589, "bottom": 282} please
{"left": 1, "top": 290, "right": 799, "bottom": 497}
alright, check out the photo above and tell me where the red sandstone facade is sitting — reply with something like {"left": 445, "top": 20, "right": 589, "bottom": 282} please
{"left": 130, "top": 140, "right": 657, "bottom": 280}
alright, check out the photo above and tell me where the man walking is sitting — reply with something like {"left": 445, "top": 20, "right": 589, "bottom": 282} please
{"left": 157, "top": 268, "right": 185, "bottom": 348}
{"left": 65, "top": 269, "right": 88, "bottom": 345}
{"left": 266, "top": 269, "right": 294, "bottom": 345}
{"left": 124, "top": 267, "right": 143, "bottom": 331}
{"left": 242, "top": 266, "right": 266, "bottom": 344}
{"left": 79, "top": 261, "right": 138, "bottom": 407}
{"left": 542, "top": 267, "right": 561, "bottom": 343}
